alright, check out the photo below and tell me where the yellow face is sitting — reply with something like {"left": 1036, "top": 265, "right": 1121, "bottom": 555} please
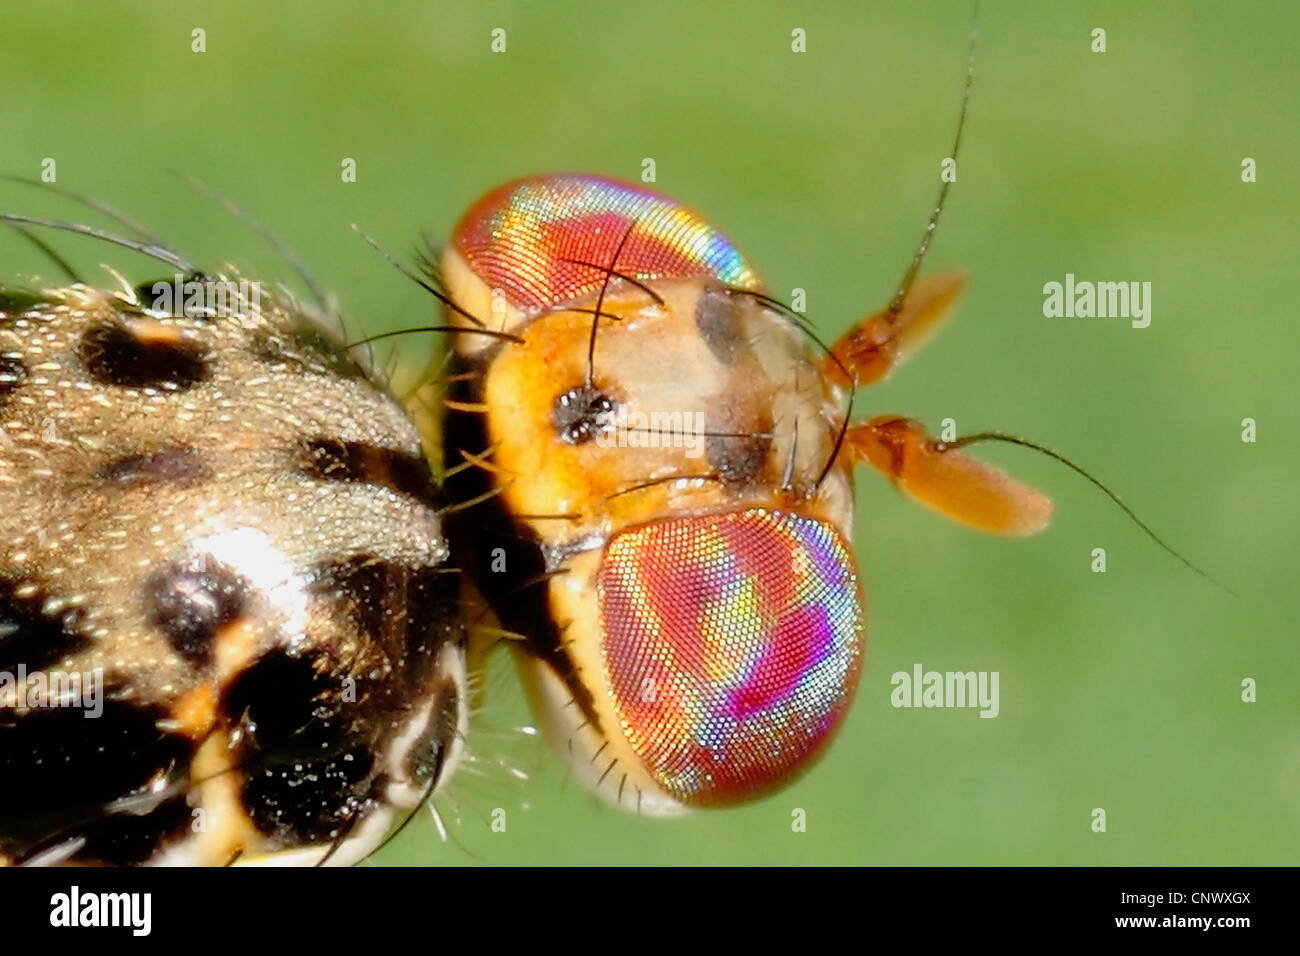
{"left": 437, "top": 176, "right": 866, "bottom": 812}
{"left": 470, "top": 278, "right": 854, "bottom": 542}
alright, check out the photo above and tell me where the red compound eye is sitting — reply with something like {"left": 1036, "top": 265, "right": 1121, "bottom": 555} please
{"left": 451, "top": 173, "right": 763, "bottom": 316}
{"left": 598, "top": 510, "right": 864, "bottom": 806}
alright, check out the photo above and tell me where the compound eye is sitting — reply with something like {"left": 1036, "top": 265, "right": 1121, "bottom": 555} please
{"left": 597, "top": 510, "right": 864, "bottom": 806}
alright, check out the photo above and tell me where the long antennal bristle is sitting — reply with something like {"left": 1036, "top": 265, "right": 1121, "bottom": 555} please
{"left": 888, "top": 2, "right": 979, "bottom": 316}
{"left": 941, "top": 430, "right": 1235, "bottom": 595}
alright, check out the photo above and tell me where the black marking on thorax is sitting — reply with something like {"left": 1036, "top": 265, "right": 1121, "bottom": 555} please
{"left": 0, "top": 290, "right": 54, "bottom": 315}
{"left": 302, "top": 438, "right": 440, "bottom": 508}
{"left": 0, "top": 354, "right": 27, "bottom": 405}
{"left": 0, "top": 578, "right": 92, "bottom": 673}
{"left": 143, "top": 560, "right": 249, "bottom": 668}
{"left": 97, "top": 444, "right": 210, "bottom": 487}
{"left": 220, "top": 649, "right": 377, "bottom": 845}
{"left": 312, "top": 556, "right": 457, "bottom": 684}
{"left": 0, "top": 699, "right": 193, "bottom": 865}
{"left": 78, "top": 321, "right": 209, "bottom": 391}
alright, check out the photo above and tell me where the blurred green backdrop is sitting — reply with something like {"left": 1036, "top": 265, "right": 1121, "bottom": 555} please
{"left": 1, "top": 0, "right": 1294, "bottom": 865}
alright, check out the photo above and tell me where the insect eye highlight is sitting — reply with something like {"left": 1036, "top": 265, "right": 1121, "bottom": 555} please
{"left": 597, "top": 509, "right": 864, "bottom": 806}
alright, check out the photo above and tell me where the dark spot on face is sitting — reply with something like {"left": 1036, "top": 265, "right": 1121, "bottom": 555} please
{"left": 0, "top": 700, "right": 192, "bottom": 865}
{"left": 303, "top": 438, "right": 438, "bottom": 507}
{"left": 78, "top": 321, "right": 208, "bottom": 391}
{"left": 312, "top": 557, "right": 460, "bottom": 685}
{"left": 694, "top": 285, "right": 748, "bottom": 365}
{"left": 0, "top": 354, "right": 26, "bottom": 404}
{"left": 552, "top": 385, "right": 616, "bottom": 444}
{"left": 707, "top": 432, "right": 771, "bottom": 484}
{"left": 0, "top": 577, "right": 91, "bottom": 673}
{"left": 143, "top": 561, "right": 247, "bottom": 667}
{"left": 98, "top": 444, "right": 209, "bottom": 487}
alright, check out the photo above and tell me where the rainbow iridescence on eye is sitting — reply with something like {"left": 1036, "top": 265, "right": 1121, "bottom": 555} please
{"left": 451, "top": 174, "right": 763, "bottom": 316}
{"left": 598, "top": 510, "right": 864, "bottom": 805}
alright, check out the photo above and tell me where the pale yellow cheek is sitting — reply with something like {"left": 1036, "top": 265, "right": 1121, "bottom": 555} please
{"left": 514, "top": 550, "right": 685, "bottom": 817}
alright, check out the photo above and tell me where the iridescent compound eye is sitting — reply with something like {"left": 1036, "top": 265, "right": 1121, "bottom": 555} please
{"left": 597, "top": 510, "right": 864, "bottom": 806}
{"left": 444, "top": 173, "right": 763, "bottom": 328}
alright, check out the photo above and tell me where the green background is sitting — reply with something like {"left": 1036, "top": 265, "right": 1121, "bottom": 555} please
{"left": 1, "top": 0, "right": 1294, "bottom": 865}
